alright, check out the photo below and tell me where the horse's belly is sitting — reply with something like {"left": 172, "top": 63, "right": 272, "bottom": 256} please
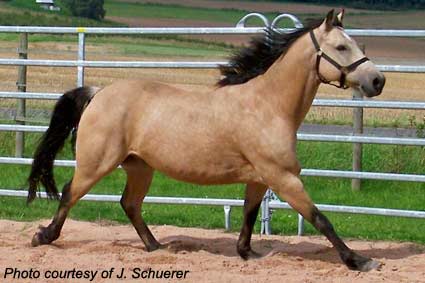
{"left": 158, "top": 165, "right": 258, "bottom": 185}
{"left": 141, "top": 150, "right": 259, "bottom": 185}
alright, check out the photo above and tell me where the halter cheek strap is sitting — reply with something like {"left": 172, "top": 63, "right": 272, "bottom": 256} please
{"left": 309, "top": 30, "right": 369, "bottom": 89}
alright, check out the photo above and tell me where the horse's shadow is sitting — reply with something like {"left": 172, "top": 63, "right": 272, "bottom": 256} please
{"left": 156, "top": 235, "right": 424, "bottom": 264}
{"left": 46, "top": 234, "right": 424, "bottom": 266}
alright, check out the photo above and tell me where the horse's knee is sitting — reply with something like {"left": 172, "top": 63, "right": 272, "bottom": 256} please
{"left": 120, "top": 195, "right": 140, "bottom": 219}
{"left": 120, "top": 197, "right": 132, "bottom": 213}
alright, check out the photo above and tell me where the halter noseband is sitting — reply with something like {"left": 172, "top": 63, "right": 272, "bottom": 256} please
{"left": 309, "top": 30, "right": 369, "bottom": 89}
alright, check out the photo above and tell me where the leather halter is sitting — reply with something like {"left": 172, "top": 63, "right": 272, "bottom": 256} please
{"left": 309, "top": 30, "right": 369, "bottom": 89}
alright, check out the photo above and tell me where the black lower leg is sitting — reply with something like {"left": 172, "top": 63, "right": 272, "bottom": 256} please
{"left": 237, "top": 199, "right": 262, "bottom": 259}
{"left": 120, "top": 187, "right": 161, "bottom": 252}
{"left": 32, "top": 181, "right": 72, "bottom": 247}
{"left": 310, "top": 207, "right": 379, "bottom": 271}
{"left": 122, "top": 205, "right": 161, "bottom": 251}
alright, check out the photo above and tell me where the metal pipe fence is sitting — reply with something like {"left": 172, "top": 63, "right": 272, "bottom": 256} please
{"left": 0, "top": 13, "right": 424, "bottom": 235}
{"left": 0, "top": 26, "right": 424, "bottom": 37}
{"left": 1, "top": 124, "right": 425, "bottom": 146}
{"left": 1, "top": 157, "right": 424, "bottom": 183}
{"left": 1, "top": 91, "right": 425, "bottom": 110}
{"left": 1, "top": 190, "right": 423, "bottom": 232}
{"left": 1, "top": 58, "right": 425, "bottom": 73}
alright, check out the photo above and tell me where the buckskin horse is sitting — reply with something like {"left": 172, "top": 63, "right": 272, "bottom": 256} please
{"left": 27, "top": 10, "right": 385, "bottom": 271}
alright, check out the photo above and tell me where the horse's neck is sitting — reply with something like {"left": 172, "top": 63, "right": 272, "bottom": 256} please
{"left": 251, "top": 35, "right": 320, "bottom": 129}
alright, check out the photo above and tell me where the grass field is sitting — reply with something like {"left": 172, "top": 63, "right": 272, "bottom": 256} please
{"left": 104, "top": 1, "right": 278, "bottom": 24}
{"left": 0, "top": 0, "right": 122, "bottom": 27}
{"left": 104, "top": 0, "right": 425, "bottom": 29}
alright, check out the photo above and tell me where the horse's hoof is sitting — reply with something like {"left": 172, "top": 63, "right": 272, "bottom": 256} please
{"left": 238, "top": 248, "right": 262, "bottom": 260}
{"left": 344, "top": 252, "right": 381, "bottom": 272}
{"left": 357, "top": 259, "right": 381, "bottom": 272}
{"left": 145, "top": 242, "right": 163, "bottom": 252}
{"left": 31, "top": 226, "right": 51, "bottom": 247}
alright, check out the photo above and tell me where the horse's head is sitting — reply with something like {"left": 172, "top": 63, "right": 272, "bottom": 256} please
{"left": 311, "top": 9, "right": 385, "bottom": 97}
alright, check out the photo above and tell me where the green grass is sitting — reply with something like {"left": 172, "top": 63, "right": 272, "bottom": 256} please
{"left": 108, "top": 36, "right": 232, "bottom": 57}
{"left": 0, "top": 131, "right": 423, "bottom": 244}
{"left": 105, "top": 0, "right": 408, "bottom": 28}
{"left": 103, "top": 0, "right": 321, "bottom": 27}
{"left": 7, "top": 0, "right": 44, "bottom": 11}
{"left": 0, "top": 0, "right": 123, "bottom": 27}
{"left": 0, "top": 0, "right": 237, "bottom": 59}
{"left": 104, "top": 1, "right": 277, "bottom": 25}
{"left": 0, "top": 32, "right": 233, "bottom": 59}
{"left": 0, "top": 0, "right": 300, "bottom": 28}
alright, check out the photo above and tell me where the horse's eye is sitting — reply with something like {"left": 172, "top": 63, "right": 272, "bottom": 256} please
{"left": 336, "top": 45, "right": 347, "bottom": 51}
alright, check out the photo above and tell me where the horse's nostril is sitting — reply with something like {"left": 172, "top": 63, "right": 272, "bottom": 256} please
{"left": 373, "top": 77, "right": 380, "bottom": 90}
{"left": 372, "top": 75, "right": 385, "bottom": 92}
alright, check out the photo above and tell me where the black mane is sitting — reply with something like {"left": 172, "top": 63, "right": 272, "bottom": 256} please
{"left": 217, "top": 19, "right": 322, "bottom": 87}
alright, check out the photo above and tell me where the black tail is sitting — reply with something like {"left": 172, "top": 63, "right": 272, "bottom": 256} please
{"left": 27, "top": 86, "right": 99, "bottom": 204}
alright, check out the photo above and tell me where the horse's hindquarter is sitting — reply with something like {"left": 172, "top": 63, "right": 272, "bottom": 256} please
{"left": 120, "top": 81, "right": 257, "bottom": 185}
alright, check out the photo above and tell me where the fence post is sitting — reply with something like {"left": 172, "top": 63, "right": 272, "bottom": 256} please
{"left": 15, "top": 33, "right": 28, "bottom": 157}
{"left": 352, "top": 44, "right": 365, "bottom": 191}
{"left": 224, "top": 205, "right": 231, "bottom": 231}
{"left": 297, "top": 214, "right": 305, "bottom": 236}
{"left": 260, "top": 189, "right": 272, "bottom": 235}
{"left": 77, "top": 32, "right": 85, "bottom": 87}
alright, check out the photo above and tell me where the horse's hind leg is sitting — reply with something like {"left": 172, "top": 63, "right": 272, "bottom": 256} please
{"left": 31, "top": 164, "right": 118, "bottom": 246}
{"left": 237, "top": 183, "right": 267, "bottom": 259}
{"left": 31, "top": 133, "right": 125, "bottom": 246}
{"left": 268, "top": 172, "right": 380, "bottom": 272}
{"left": 121, "top": 156, "right": 161, "bottom": 251}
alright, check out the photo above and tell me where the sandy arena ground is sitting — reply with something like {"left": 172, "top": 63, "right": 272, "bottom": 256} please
{"left": 0, "top": 219, "right": 424, "bottom": 282}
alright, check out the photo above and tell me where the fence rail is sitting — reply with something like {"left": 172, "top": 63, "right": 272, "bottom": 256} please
{"left": 1, "top": 91, "right": 425, "bottom": 110}
{"left": 0, "top": 26, "right": 425, "bottom": 37}
{"left": 1, "top": 124, "right": 425, "bottom": 146}
{"left": 0, "top": 13, "right": 424, "bottom": 236}
{"left": 1, "top": 189, "right": 424, "bottom": 218}
{"left": 1, "top": 157, "right": 424, "bottom": 183}
{"left": 1, "top": 59, "right": 425, "bottom": 73}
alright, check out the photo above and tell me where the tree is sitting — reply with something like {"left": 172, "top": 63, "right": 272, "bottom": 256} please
{"left": 61, "top": 0, "right": 105, "bottom": 21}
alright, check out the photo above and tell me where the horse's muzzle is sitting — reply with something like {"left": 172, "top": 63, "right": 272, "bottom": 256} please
{"left": 361, "top": 73, "right": 386, "bottom": 97}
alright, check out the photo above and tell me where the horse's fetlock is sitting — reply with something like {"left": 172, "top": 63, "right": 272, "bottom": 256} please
{"left": 145, "top": 242, "right": 161, "bottom": 252}
{"left": 237, "top": 242, "right": 251, "bottom": 258}
{"left": 340, "top": 250, "right": 375, "bottom": 271}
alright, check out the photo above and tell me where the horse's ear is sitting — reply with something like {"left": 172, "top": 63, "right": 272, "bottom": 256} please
{"left": 334, "top": 8, "right": 345, "bottom": 27}
{"left": 321, "top": 9, "right": 334, "bottom": 32}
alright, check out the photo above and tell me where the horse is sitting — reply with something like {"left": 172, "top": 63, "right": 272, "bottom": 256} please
{"left": 27, "top": 9, "right": 385, "bottom": 272}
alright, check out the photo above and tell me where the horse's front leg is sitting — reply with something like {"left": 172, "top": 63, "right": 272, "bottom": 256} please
{"left": 266, "top": 170, "right": 380, "bottom": 272}
{"left": 237, "top": 183, "right": 268, "bottom": 259}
